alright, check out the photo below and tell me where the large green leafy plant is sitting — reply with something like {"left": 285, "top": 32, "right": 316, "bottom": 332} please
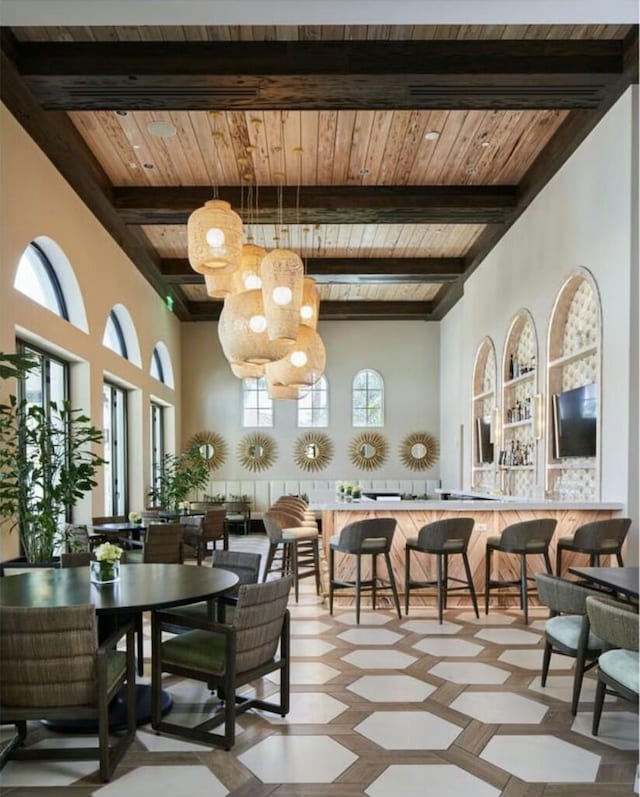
{"left": 0, "top": 352, "right": 105, "bottom": 562}
{"left": 150, "top": 445, "right": 210, "bottom": 512}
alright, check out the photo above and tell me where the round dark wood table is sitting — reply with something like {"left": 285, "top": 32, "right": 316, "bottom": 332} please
{"left": 0, "top": 563, "right": 239, "bottom": 730}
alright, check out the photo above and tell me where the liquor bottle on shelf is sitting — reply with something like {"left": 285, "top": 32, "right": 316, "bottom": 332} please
{"left": 508, "top": 354, "right": 514, "bottom": 380}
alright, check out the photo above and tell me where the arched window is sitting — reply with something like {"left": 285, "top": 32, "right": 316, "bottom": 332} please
{"left": 102, "top": 304, "right": 142, "bottom": 367}
{"left": 151, "top": 348, "right": 164, "bottom": 382}
{"left": 104, "top": 310, "right": 128, "bottom": 359}
{"left": 352, "top": 369, "right": 384, "bottom": 427}
{"left": 15, "top": 241, "right": 69, "bottom": 319}
{"left": 243, "top": 377, "right": 273, "bottom": 427}
{"left": 149, "top": 342, "right": 175, "bottom": 388}
{"left": 298, "top": 375, "right": 328, "bottom": 427}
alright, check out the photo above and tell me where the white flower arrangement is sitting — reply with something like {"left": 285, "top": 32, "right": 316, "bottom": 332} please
{"left": 94, "top": 542, "right": 123, "bottom": 564}
{"left": 128, "top": 511, "right": 141, "bottom": 523}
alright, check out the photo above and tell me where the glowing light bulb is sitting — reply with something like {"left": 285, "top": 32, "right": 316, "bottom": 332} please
{"left": 244, "top": 272, "right": 262, "bottom": 290}
{"left": 272, "top": 286, "right": 293, "bottom": 306}
{"left": 248, "top": 314, "right": 267, "bottom": 333}
{"left": 290, "top": 350, "right": 308, "bottom": 367}
{"left": 206, "top": 227, "right": 225, "bottom": 249}
{"left": 300, "top": 304, "right": 314, "bottom": 320}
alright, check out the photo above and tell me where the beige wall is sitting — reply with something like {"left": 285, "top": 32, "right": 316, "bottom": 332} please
{"left": 0, "top": 105, "right": 183, "bottom": 558}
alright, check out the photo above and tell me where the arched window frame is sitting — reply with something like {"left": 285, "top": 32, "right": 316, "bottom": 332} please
{"left": 104, "top": 310, "right": 128, "bottom": 360}
{"left": 352, "top": 369, "right": 384, "bottom": 427}
{"left": 297, "top": 374, "right": 329, "bottom": 428}
{"left": 15, "top": 241, "right": 69, "bottom": 320}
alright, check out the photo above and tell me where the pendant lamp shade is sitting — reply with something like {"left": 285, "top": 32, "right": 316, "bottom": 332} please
{"left": 218, "top": 290, "right": 293, "bottom": 365}
{"left": 300, "top": 276, "right": 320, "bottom": 330}
{"left": 261, "top": 248, "right": 304, "bottom": 342}
{"left": 266, "top": 326, "right": 326, "bottom": 388}
{"left": 188, "top": 199, "right": 243, "bottom": 275}
{"left": 230, "top": 361, "right": 265, "bottom": 379}
{"left": 236, "top": 244, "right": 266, "bottom": 293}
{"left": 266, "top": 381, "right": 305, "bottom": 401}
{"left": 204, "top": 272, "right": 235, "bottom": 299}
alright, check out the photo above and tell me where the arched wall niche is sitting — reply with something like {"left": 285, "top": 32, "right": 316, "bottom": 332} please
{"left": 471, "top": 336, "right": 497, "bottom": 492}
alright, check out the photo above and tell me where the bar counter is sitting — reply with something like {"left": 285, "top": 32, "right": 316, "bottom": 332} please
{"left": 313, "top": 497, "right": 625, "bottom": 603}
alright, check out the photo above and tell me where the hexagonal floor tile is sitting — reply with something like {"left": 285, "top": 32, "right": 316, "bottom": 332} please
{"left": 289, "top": 604, "right": 328, "bottom": 618}
{"left": 93, "top": 765, "right": 228, "bottom": 797}
{"left": 136, "top": 727, "right": 217, "bottom": 751}
{"left": 260, "top": 692, "right": 348, "bottom": 725}
{"left": 572, "top": 711, "right": 638, "bottom": 750}
{"left": 0, "top": 737, "right": 98, "bottom": 788}
{"left": 429, "top": 661, "right": 509, "bottom": 685}
{"left": 290, "top": 620, "right": 332, "bottom": 635}
{"left": 366, "top": 764, "right": 501, "bottom": 797}
{"left": 480, "top": 735, "right": 601, "bottom": 782}
{"left": 528, "top": 674, "right": 599, "bottom": 703}
{"left": 291, "top": 637, "right": 336, "bottom": 657}
{"left": 348, "top": 674, "right": 436, "bottom": 702}
{"left": 457, "top": 611, "right": 515, "bottom": 626}
{"left": 266, "top": 661, "right": 340, "bottom": 685}
{"left": 334, "top": 611, "right": 393, "bottom": 625}
{"left": 342, "top": 649, "right": 418, "bottom": 670}
{"left": 475, "top": 628, "right": 541, "bottom": 645}
{"left": 338, "top": 628, "right": 403, "bottom": 645}
{"left": 355, "top": 710, "right": 462, "bottom": 750}
{"left": 401, "top": 619, "right": 462, "bottom": 635}
{"left": 499, "top": 649, "right": 573, "bottom": 671}
{"left": 239, "top": 735, "right": 357, "bottom": 783}
{"left": 413, "top": 637, "right": 484, "bottom": 657}
{"left": 450, "top": 691, "right": 548, "bottom": 724}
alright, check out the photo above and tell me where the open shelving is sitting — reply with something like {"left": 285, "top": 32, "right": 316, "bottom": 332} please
{"left": 471, "top": 337, "right": 497, "bottom": 493}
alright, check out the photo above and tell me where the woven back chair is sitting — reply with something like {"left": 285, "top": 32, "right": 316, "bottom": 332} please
{"left": 586, "top": 595, "right": 639, "bottom": 736}
{"left": 0, "top": 604, "right": 135, "bottom": 781}
{"left": 125, "top": 523, "right": 184, "bottom": 564}
{"left": 556, "top": 517, "right": 631, "bottom": 575}
{"left": 60, "top": 551, "right": 93, "bottom": 568}
{"left": 223, "top": 501, "right": 252, "bottom": 536}
{"left": 151, "top": 575, "right": 293, "bottom": 749}
{"left": 263, "top": 510, "right": 321, "bottom": 602}
{"left": 535, "top": 573, "right": 605, "bottom": 714}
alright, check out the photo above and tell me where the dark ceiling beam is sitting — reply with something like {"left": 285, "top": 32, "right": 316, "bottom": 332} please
{"left": 114, "top": 185, "right": 516, "bottom": 225}
{"left": 160, "top": 257, "right": 465, "bottom": 285}
{"left": 12, "top": 39, "right": 625, "bottom": 110}
{"left": 188, "top": 300, "right": 434, "bottom": 321}
{"left": 0, "top": 30, "right": 190, "bottom": 321}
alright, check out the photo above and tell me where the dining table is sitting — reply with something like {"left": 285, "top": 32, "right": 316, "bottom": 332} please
{"left": 0, "top": 563, "right": 239, "bottom": 730}
{"left": 568, "top": 565, "right": 639, "bottom": 601}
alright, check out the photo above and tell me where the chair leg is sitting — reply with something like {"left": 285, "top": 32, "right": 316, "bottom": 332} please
{"left": 291, "top": 541, "right": 299, "bottom": 603}
{"left": 263, "top": 543, "right": 277, "bottom": 582}
{"left": 555, "top": 545, "right": 563, "bottom": 577}
{"left": 329, "top": 548, "right": 335, "bottom": 615}
{"left": 592, "top": 678, "right": 607, "bottom": 736}
{"left": 312, "top": 538, "right": 320, "bottom": 595}
{"left": 616, "top": 551, "right": 624, "bottom": 567}
{"left": 571, "top": 646, "right": 588, "bottom": 716}
{"left": 355, "top": 554, "right": 362, "bottom": 625}
{"left": 384, "top": 551, "right": 401, "bottom": 620}
{"left": 436, "top": 554, "right": 444, "bottom": 624}
{"left": 371, "top": 553, "right": 377, "bottom": 610}
{"left": 541, "top": 640, "right": 552, "bottom": 687}
{"left": 442, "top": 554, "right": 449, "bottom": 610}
{"left": 462, "top": 552, "right": 479, "bottom": 619}
{"left": 484, "top": 547, "right": 492, "bottom": 615}
{"left": 520, "top": 554, "right": 529, "bottom": 625}
{"left": 593, "top": 553, "right": 600, "bottom": 567}
{"left": 543, "top": 549, "right": 553, "bottom": 575}
{"left": 404, "top": 548, "right": 411, "bottom": 615}
{"left": 137, "top": 613, "right": 145, "bottom": 677}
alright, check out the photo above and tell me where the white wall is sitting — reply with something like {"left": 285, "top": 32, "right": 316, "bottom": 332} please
{"left": 182, "top": 319, "right": 441, "bottom": 485}
{"left": 440, "top": 88, "right": 638, "bottom": 557}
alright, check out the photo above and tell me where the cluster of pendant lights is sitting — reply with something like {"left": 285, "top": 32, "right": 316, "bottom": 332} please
{"left": 187, "top": 199, "right": 325, "bottom": 400}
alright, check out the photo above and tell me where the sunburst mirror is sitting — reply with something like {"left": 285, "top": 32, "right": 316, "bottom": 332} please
{"left": 294, "top": 432, "right": 334, "bottom": 472}
{"left": 187, "top": 430, "right": 228, "bottom": 472}
{"left": 399, "top": 431, "right": 439, "bottom": 471}
{"left": 349, "top": 431, "right": 388, "bottom": 471}
{"left": 237, "top": 433, "right": 277, "bottom": 472}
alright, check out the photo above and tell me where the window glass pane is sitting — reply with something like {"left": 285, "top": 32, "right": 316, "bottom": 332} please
{"left": 150, "top": 402, "right": 164, "bottom": 504}
{"left": 242, "top": 377, "right": 273, "bottom": 427}
{"left": 297, "top": 375, "right": 328, "bottom": 428}
{"left": 352, "top": 370, "right": 384, "bottom": 427}
{"left": 103, "top": 312, "right": 128, "bottom": 358}
{"left": 15, "top": 244, "right": 66, "bottom": 318}
{"left": 151, "top": 349, "right": 164, "bottom": 382}
{"left": 103, "top": 382, "right": 128, "bottom": 514}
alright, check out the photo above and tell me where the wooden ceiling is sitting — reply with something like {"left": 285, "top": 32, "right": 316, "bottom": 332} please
{"left": 1, "top": 23, "right": 637, "bottom": 322}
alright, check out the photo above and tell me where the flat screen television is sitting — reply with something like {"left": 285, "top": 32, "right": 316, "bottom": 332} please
{"left": 552, "top": 383, "right": 597, "bottom": 458}
{"left": 475, "top": 417, "right": 494, "bottom": 464}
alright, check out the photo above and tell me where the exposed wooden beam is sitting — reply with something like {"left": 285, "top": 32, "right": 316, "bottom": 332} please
{"left": 115, "top": 186, "right": 516, "bottom": 225}
{"left": 187, "top": 300, "right": 434, "bottom": 321}
{"left": 13, "top": 39, "right": 624, "bottom": 111}
{"left": 160, "top": 257, "right": 465, "bottom": 285}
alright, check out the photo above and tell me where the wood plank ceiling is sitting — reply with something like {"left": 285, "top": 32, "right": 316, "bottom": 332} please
{"left": 1, "top": 23, "right": 637, "bottom": 321}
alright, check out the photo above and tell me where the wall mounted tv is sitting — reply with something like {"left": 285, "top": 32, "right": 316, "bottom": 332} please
{"left": 475, "top": 417, "right": 494, "bottom": 464}
{"left": 552, "top": 383, "right": 597, "bottom": 458}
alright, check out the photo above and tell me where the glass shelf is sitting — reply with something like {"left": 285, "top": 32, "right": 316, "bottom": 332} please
{"left": 503, "top": 370, "right": 536, "bottom": 388}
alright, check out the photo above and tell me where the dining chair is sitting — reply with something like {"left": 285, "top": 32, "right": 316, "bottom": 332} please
{"left": 262, "top": 510, "right": 321, "bottom": 602}
{"left": 92, "top": 515, "right": 128, "bottom": 525}
{"left": 404, "top": 517, "right": 478, "bottom": 622}
{"left": 329, "top": 517, "right": 401, "bottom": 624}
{"left": 124, "top": 523, "right": 184, "bottom": 564}
{"left": 151, "top": 575, "right": 292, "bottom": 749}
{"left": 223, "top": 500, "right": 252, "bottom": 536}
{"left": 535, "top": 573, "right": 605, "bottom": 714}
{"left": 555, "top": 517, "right": 631, "bottom": 575}
{"left": 0, "top": 604, "right": 136, "bottom": 781}
{"left": 484, "top": 518, "right": 556, "bottom": 624}
{"left": 586, "top": 595, "right": 639, "bottom": 735}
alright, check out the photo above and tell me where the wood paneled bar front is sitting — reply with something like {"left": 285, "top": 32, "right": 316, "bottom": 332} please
{"left": 314, "top": 499, "right": 624, "bottom": 607}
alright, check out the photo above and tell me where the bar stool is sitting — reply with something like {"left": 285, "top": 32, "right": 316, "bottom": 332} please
{"left": 262, "top": 510, "right": 321, "bottom": 603}
{"left": 484, "top": 518, "right": 556, "bottom": 624}
{"left": 404, "top": 517, "right": 479, "bottom": 623}
{"left": 329, "top": 518, "right": 401, "bottom": 624}
{"left": 555, "top": 517, "right": 631, "bottom": 576}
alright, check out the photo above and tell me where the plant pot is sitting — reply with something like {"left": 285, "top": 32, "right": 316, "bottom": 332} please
{"left": 90, "top": 559, "right": 120, "bottom": 584}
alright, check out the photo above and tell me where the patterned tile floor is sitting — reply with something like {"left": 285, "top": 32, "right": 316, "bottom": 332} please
{"left": 0, "top": 534, "right": 637, "bottom": 796}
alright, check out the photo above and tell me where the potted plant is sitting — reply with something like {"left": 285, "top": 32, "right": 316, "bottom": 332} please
{"left": 149, "top": 445, "right": 210, "bottom": 513}
{"left": 0, "top": 352, "right": 105, "bottom": 563}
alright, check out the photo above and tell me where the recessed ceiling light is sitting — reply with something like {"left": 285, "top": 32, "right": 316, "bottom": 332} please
{"left": 465, "top": 166, "right": 478, "bottom": 175}
{"left": 147, "top": 120, "right": 177, "bottom": 139}
{"left": 424, "top": 130, "right": 440, "bottom": 141}
{"left": 481, "top": 141, "right": 491, "bottom": 148}
{"left": 359, "top": 168, "right": 370, "bottom": 176}
{"left": 143, "top": 163, "right": 154, "bottom": 170}
{"left": 133, "top": 144, "right": 141, "bottom": 150}
{"left": 115, "top": 111, "right": 128, "bottom": 117}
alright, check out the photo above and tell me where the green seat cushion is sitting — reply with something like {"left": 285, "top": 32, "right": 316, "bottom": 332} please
{"left": 161, "top": 630, "right": 227, "bottom": 675}
{"left": 106, "top": 650, "right": 127, "bottom": 694}
{"left": 546, "top": 615, "right": 604, "bottom": 651}
{"left": 124, "top": 550, "right": 143, "bottom": 564}
{"left": 167, "top": 601, "right": 235, "bottom": 624}
{"left": 599, "top": 649, "right": 640, "bottom": 693}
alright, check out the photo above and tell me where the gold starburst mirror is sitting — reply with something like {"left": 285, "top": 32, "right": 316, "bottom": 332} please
{"left": 237, "top": 433, "right": 277, "bottom": 472}
{"left": 187, "top": 430, "right": 228, "bottom": 472}
{"left": 294, "top": 432, "right": 334, "bottom": 472}
{"left": 349, "top": 431, "right": 388, "bottom": 471}
{"left": 399, "top": 432, "right": 439, "bottom": 471}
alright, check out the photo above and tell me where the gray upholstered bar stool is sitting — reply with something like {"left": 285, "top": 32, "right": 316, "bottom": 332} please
{"left": 404, "top": 517, "right": 479, "bottom": 623}
{"left": 484, "top": 518, "right": 556, "bottom": 624}
{"left": 329, "top": 518, "right": 401, "bottom": 624}
{"left": 555, "top": 517, "right": 631, "bottom": 576}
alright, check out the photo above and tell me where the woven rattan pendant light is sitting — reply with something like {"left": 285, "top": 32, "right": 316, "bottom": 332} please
{"left": 236, "top": 243, "right": 266, "bottom": 292}
{"left": 218, "top": 290, "right": 293, "bottom": 365}
{"left": 266, "top": 325, "right": 326, "bottom": 388}
{"left": 300, "top": 276, "right": 320, "bottom": 330}
{"left": 261, "top": 248, "right": 304, "bottom": 342}
{"left": 266, "top": 380, "right": 306, "bottom": 400}
{"left": 188, "top": 199, "right": 243, "bottom": 275}
{"left": 230, "top": 361, "right": 265, "bottom": 379}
